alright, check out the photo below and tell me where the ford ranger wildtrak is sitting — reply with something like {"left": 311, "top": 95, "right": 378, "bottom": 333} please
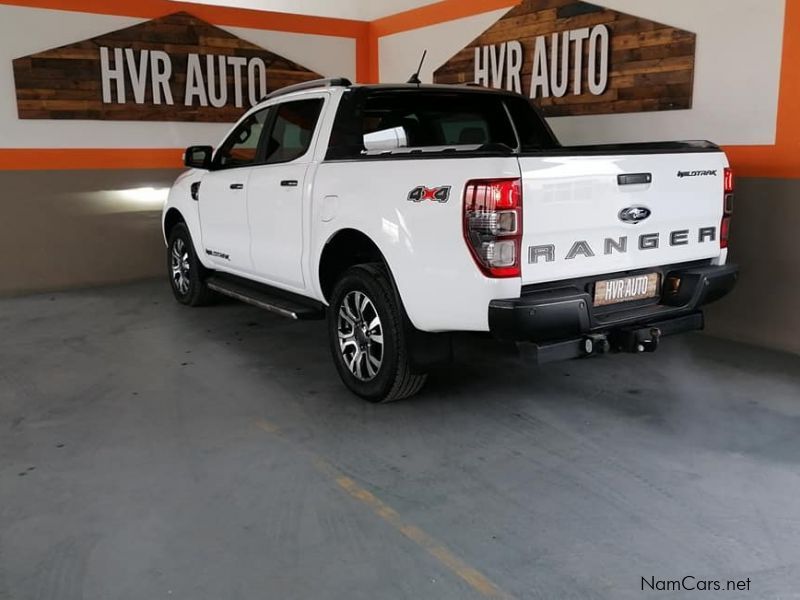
{"left": 162, "top": 78, "right": 738, "bottom": 402}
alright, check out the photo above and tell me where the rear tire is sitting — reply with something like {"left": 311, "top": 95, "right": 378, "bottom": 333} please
{"left": 328, "top": 264, "right": 427, "bottom": 402}
{"left": 167, "top": 223, "right": 214, "bottom": 306}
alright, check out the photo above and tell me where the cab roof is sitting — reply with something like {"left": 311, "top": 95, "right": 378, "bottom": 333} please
{"left": 262, "top": 77, "right": 522, "bottom": 102}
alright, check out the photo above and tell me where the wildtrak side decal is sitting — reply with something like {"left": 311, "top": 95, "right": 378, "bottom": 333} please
{"left": 205, "top": 249, "right": 230, "bottom": 261}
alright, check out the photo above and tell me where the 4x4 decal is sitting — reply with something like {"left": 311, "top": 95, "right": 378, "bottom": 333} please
{"left": 407, "top": 186, "right": 451, "bottom": 203}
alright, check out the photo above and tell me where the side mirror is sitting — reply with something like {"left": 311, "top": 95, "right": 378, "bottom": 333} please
{"left": 184, "top": 145, "right": 213, "bottom": 169}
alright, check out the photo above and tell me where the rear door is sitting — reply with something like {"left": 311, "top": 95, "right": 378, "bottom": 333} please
{"left": 517, "top": 150, "right": 728, "bottom": 285}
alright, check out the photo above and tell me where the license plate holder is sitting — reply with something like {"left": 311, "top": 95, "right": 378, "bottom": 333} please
{"left": 594, "top": 273, "right": 660, "bottom": 307}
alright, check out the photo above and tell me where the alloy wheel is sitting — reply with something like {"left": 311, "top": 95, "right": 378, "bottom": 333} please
{"left": 170, "top": 238, "right": 191, "bottom": 295}
{"left": 337, "top": 290, "right": 384, "bottom": 381}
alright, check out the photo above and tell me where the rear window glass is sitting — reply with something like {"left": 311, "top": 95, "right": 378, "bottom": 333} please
{"left": 327, "top": 91, "right": 523, "bottom": 159}
{"left": 365, "top": 92, "right": 516, "bottom": 149}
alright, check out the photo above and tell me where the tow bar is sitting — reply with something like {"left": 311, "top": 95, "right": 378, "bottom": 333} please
{"left": 520, "top": 313, "right": 702, "bottom": 365}
{"left": 610, "top": 326, "right": 662, "bottom": 353}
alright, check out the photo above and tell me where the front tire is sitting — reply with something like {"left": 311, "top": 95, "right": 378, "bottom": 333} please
{"left": 328, "top": 264, "right": 427, "bottom": 402}
{"left": 167, "top": 223, "right": 214, "bottom": 306}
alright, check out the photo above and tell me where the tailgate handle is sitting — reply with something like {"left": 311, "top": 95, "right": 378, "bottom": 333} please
{"left": 617, "top": 173, "right": 652, "bottom": 186}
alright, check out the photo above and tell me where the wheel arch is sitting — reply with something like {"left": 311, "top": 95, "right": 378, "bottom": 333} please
{"left": 318, "top": 228, "right": 453, "bottom": 372}
{"left": 318, "top": 228, "right": 394, "bottom": 304}
{"left": 163, "top": 207, "right": 185, "bottom": 241}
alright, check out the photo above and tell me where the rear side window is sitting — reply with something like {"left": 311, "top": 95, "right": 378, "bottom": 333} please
{"left": 327, "top": 91, "right": 521, "bottom": 159}
{"left": 264, "top": 98, "right": 324, "bottom": 164}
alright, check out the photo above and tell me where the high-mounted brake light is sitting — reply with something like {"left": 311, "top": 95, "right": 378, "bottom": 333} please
{"left": 721, "top": 167, "right": 734, "bottom": 249}
{"left": 463, "top": 178, "right": 522, "bottom": 278}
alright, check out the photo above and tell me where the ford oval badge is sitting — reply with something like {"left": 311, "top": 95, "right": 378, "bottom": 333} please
{"left": 618, "top": 206, "right": 651, "bottom": 224}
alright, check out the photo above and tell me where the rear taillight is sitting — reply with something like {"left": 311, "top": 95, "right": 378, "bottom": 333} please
{"left": 723, "top": 167, "right": 734, "bottom": 194}
{"left": 721, "top": 167, "right": 733, "bottom": 249}
{"left": 463, "top": 178, "right": 522, "bottom": 278}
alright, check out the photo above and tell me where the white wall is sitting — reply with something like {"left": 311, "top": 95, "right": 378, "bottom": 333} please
{"left": 379, "top": 0, "right": 785, "bottom": 146}
{"left": 172, "top": 0, "right": 436, "bottom": 21}
{"left": 380, "top": 8, "right": 512, "bottom": 85}
{"left": 0, "top": 4, "right": 355, "bottom": 149}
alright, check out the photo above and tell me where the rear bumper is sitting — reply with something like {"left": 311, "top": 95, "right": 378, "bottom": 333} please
{"left": 488, "top": 263, "right": 738, "bottom": 361}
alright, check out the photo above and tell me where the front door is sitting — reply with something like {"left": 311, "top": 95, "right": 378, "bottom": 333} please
{"left": 199, "top": 107, "right": 270, "bottom": 271}
{"left": 247, "top": 96, "right": 325, "bottom": 290}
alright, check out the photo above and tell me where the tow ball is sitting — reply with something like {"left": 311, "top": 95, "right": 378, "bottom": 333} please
{"left": 635, "top": 327, "right": 661, "bottom": 352}
{"left": 610, "top": 326, "right": 662, "bottom": 353}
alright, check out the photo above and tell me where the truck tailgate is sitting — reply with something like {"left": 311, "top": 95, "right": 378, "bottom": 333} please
{"left": 518, "top": 148, "right": 728, "bottom": 285}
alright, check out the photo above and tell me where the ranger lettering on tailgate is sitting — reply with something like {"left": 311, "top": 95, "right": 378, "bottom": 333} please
{"left": 529, "top": 227, "right": 718, "bottom": 264}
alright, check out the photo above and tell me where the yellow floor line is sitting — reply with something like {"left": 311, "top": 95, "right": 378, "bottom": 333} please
{"left": 254, "top": 418, "right": 281, "bottom": 434}
{"left": 254, "top": 419, "right": 511, "bottom": 599}
{"left": 334, "top": 473, "right": 510, "bottom": 599}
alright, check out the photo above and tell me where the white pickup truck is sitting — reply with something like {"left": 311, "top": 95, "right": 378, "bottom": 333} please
{"left": 163, "top": 77, "right": 738, "bottom": 402}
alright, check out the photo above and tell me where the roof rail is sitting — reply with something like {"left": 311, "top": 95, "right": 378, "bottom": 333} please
{"left": 262, "top": 77, "right": 352, "bottom": 101}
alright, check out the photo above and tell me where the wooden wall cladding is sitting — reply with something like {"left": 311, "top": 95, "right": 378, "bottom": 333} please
{"left": 433, "top": 0, "right": 696, "bottom": 117}
{"left": 12, "top": 12, "right": 322, "bottom": 122}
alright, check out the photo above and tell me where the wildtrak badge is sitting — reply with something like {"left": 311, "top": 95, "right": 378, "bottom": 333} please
{"left": 677, "top": 170, "right": 717, "bottom": 178}
{"left": 528, "top": 226, "right": 717, "bottom": 264}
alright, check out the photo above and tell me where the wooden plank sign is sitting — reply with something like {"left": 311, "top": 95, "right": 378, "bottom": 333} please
{"left": 433, "top": 0, "right": 696, "bottom": 117}
{"left": 12, "top": 12, "right": 322, "bottom": 122}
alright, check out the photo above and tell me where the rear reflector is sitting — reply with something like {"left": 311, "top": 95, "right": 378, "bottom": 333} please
{"left": 463, "top": 178, "right": 522, "bottom": 278}
{"left": 720, "top": 216, "right": 731, "bottom": 248}
{"left": 724, "top": 193, "right": 733, "bottom": 215}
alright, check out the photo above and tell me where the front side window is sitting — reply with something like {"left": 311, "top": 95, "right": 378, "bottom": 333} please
{"left": 264, "top": 98, "right": 324, "bottom": 164}
{"left": 214, "top": 108, "right": 270, "bottom": 169}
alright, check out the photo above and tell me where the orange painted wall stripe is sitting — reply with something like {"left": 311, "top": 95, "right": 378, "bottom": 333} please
{"left": 366, "top": 24, "right": 381, "bottom": 84}
{"left": 355, "top": 31, "right": 375, "bottom": 84}
{"left": 0, "top": 0, "right": 368, "bottom": 38}
{"left": 370, "top": 0, "right": 519, "bottom": 38}
{"left": 0, "top": 149, "right": 184, "bottom": 171}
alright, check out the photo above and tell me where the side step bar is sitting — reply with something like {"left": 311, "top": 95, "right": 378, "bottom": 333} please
{"left": 206, "top": 274, "right": 326, "bottom": 320}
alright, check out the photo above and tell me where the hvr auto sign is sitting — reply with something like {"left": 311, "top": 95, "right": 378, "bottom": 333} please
{"left": 473, "top": 25, "right": 609, "bottom": 99}
{"left": 100, "top": 48, "right": 268, "bottom": 108}
{"left": 433, "top": 0, "right": 697, "bottom": 117}
{"left": 12, "top": 12, "right": 320, "bottom": 122}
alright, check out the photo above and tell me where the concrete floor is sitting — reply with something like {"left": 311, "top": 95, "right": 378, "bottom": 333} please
{"left": 2, "top": 280, "right": 800, "bottom": 600}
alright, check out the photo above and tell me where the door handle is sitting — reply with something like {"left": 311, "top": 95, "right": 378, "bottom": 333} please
{"left": 280, "top": 180, "right": 298, "bottom": 187}
{"left": 230, "top": 183, "right": 244, "bottom": 190}
{"left": 617, "top": 173, "right": 652, "bottom": 186}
